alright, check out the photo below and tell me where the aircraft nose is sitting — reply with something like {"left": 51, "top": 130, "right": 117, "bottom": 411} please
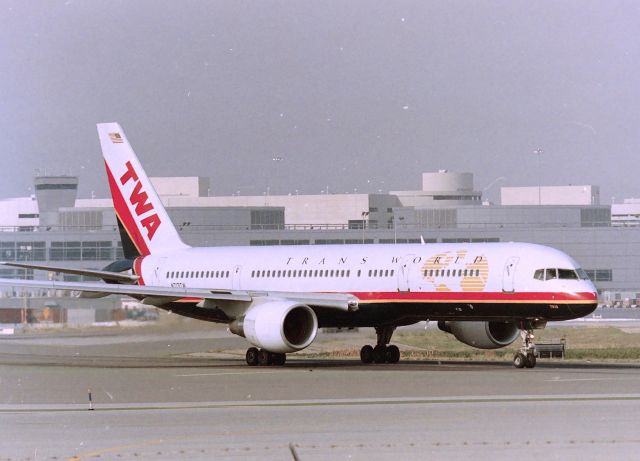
{"left": 568, "top": 282, "right": 598, "bottom": 317}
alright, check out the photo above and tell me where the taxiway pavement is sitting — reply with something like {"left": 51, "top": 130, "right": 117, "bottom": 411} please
{"left": 1, "top": 325, "right": 639, "bottom": 461}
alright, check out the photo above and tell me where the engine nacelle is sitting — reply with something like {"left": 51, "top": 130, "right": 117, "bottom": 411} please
{"left": 438, "top": 320, "right": 520, "bottom": 349}
{"left": 229, "top": 301, "right": 318, "bottom": 353}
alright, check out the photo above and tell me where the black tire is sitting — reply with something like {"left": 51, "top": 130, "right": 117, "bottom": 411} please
{"left": 246, "top": 347, "right": 259, "bottom": 366}
{"left": 525, "top": 353, "right": 537, "bottom": 368}
{"left": 360, "top": 345, "right": 374, "bottom": 364}
{"left": 258, "top": 349, "right": 272, "bottom": 366}
{"left": 272, "top": 353, "right": 286, "bottom": 366}
{"left": 513, "top": 352, "right": 526, "bottom": 369}
{"left": 385, "top": 345, "right": 400, "bottom": 364}
{"left": 373, "top": 345, "right": 387, "bottom": 364}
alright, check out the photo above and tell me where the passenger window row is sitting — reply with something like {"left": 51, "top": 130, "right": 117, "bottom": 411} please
{"left": 250, "top": 269, "right": 396, "bottom": 278}
{"left": 252, "top": 269, "right": 352, "bottom": 278}
{"left": 166, "top": 270, "right": 230, "bottom": 279}
{"left": 423, "top": 269, "right": 481, "bottom": 278}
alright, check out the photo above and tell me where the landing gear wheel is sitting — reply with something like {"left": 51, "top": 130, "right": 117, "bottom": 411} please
{"left": 258, "top": 349, "right": 272, "bottom": 366}
{"left": 246, "top": 347, "right": 259, "bottom": 366}
{"left": 272, "top": 353, "right": 287, "bottom": 366}
{"left": 360, "top": 345, "right": 374, "bottom": 364}
{"left": 513, "top": 352, "right": 526, "bottom": 369}
{"left": 525, "top": 353, "right": 537, "bottom": 368}
{"left": 515, "top": 321, "right": 539, "bottom": 369}
{"left": 373, "top": 345, "right": 387, "bottom": 363}
{"left": 385, "top": 345, "right": 400, "bottom": 364}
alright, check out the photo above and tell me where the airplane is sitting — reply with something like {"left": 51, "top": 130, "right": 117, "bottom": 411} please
{"left": 0, "top": 123, "right": 598, "bottom": 368}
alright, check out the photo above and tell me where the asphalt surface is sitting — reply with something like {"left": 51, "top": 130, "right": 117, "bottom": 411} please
{"left": 1, "top": 324, "right": 640, "bottom": 461}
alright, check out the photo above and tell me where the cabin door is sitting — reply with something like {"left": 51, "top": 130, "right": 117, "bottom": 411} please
{"left": 232, "top": 265, "right": 242, "bottom": 290}
{"left": 397, "top": 255, "right": 415, "bottom": 292}
{"left": 152, "top": 257, "right": 168, "bottom": 285}
{"left": 502, "top": 256, "right": 519, "bottom": 293}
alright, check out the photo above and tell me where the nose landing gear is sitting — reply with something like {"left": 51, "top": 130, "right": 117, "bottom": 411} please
{"left": 513, "top": 325, "right": 537, "bottom": 369}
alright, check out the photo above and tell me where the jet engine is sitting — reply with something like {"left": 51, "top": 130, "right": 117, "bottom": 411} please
{"left": 438, "top": 320, "right": 520, "bottom": 349}
{"left": 229, "top": 301, "right": 318, "bottom": 353}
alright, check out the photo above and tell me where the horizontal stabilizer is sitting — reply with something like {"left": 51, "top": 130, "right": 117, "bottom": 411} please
{"left": 0, "top": 261, "right": 139, "bottom": 284}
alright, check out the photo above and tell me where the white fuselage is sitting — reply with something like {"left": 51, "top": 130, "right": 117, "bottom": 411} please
{"left": 136, "top": 242, "right": 596, "bottom": 308}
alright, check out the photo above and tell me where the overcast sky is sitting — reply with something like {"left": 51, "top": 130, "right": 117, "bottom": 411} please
{"left": 1, "top": 0, "right": 639, "bottom": 203}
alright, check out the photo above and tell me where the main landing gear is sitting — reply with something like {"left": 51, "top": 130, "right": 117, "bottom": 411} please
{"left": 360, "top": 326, "right": 400, "bottom": 364}
{"left": 245, "top": 347, "right": 286, "bottom": 366}
{"left": 513, "top": 324, "right": 537, "bottom": 369}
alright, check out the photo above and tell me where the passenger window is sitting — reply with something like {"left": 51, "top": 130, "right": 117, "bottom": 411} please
{"left": 390, "top": 270, "right": 394, "bottom": 276}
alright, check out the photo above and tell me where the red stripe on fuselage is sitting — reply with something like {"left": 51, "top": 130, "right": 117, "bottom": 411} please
{"left": 104, "top": 161, "right": 151, "bottom": 256}
{"left": 350, "top": 291, "right": 597, "bottom": 304}
{"left": 162, "top": 291, "right": 596, "bottom": 307}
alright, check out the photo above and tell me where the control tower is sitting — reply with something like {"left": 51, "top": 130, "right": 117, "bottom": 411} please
{"left": 33, "top": 176, "right": 79, "bottom": 228}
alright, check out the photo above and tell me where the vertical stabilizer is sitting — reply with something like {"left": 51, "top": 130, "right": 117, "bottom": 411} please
{"left": 97, "top": 123, "right": 189, "bottom": 256}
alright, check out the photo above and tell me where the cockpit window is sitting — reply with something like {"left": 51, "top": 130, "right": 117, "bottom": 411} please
{"left": 558, "top": 269, "right": 578, "bottom": 280}
{"left": 534, "top": 267, "right": 587, "bottom": 281}
{"left": 576, "top": 268, "right": 589, "bottom": 280}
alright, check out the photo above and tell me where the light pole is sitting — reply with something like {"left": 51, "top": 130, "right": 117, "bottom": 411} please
{"left": 533, "top": 148, "right": 544, "bottom": 205}
{"left": 361, "top": 211, "right": 369, "bottom": 243}
{"left": 394, "top": 215, "right": 404, "bottom": 244}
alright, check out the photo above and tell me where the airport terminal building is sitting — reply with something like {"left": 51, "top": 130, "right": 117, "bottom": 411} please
{"left": 1, "top": 169, "right": 639, "bottom": 324}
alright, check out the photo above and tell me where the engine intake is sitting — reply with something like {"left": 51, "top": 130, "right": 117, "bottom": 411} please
{"left": 438, "top": 320, "right": 520, "bottom": 349}
{"left": 230, "top": 301, "right": 318, "bottom": 353}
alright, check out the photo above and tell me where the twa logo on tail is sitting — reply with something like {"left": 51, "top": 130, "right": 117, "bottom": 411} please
{"left": 98, "top": 122, "right": 189, "bottom": 256}
{"left": 119, "top": 160, "right": 161, "bottom": 240}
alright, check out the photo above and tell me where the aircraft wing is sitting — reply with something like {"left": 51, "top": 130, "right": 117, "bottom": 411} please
{"left": 0, "top": 261, "right": 139, "bottom": 284}
{"left": 0, "top": 278, "right": 359, "bottom": 311}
